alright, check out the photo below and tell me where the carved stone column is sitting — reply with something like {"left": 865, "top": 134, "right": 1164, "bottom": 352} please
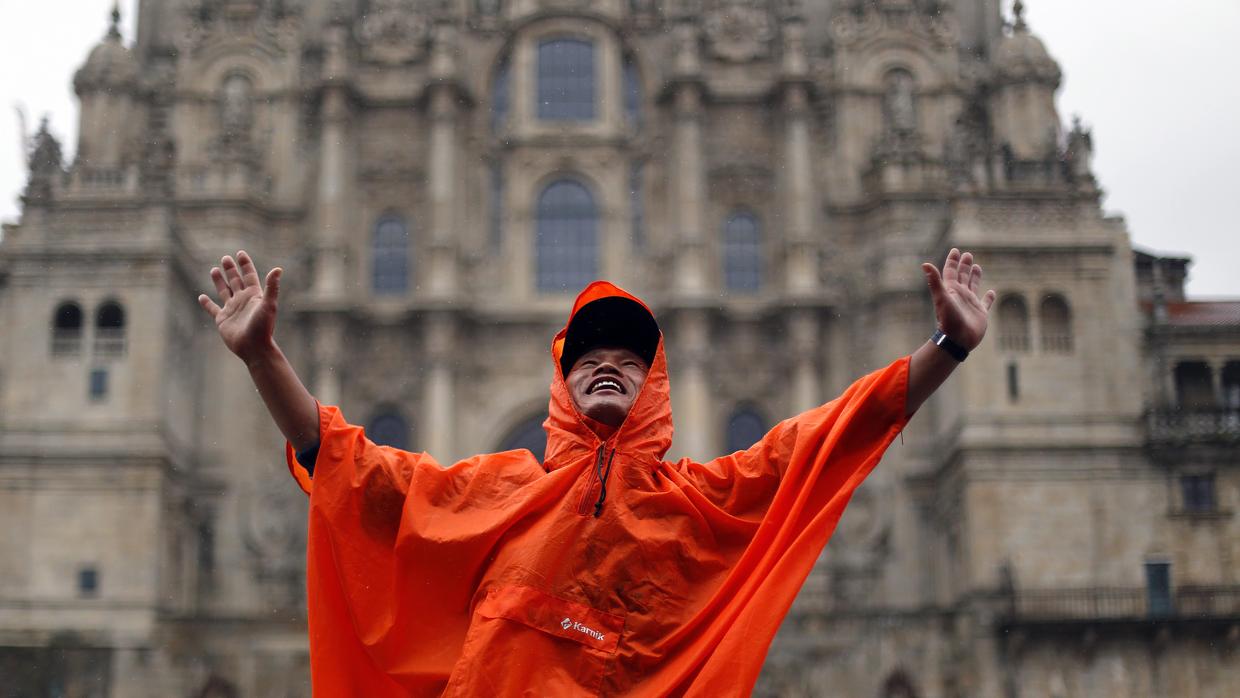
{"left": 788, "top": 309, "right": 820, "bottom": 413}
{"left": 779, "top": 17, "right": 819, "bottom": 295}
{"left": 672, "top": 310, "right": 714, "bottom": 460}
{"left": 312, "top": 314, "right": 345, "bottom": 407}
{"left": 670, "top": 21, "right": 708, "bottom": 297}
{"left": 313, "top": 20, "right": 351, "bottom": 298}
{"left": 425, "top": 21, "right": 461, "bottom": 299}
{"left": 421, "top": 313, "right": 456, "bottom": 462}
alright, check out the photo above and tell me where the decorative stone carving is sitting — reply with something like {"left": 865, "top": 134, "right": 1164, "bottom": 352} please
{"left": 356, "top": 0, "right": 432, "bottom": 65}
{"left": 240, "top": 462, "right": 307, "bottom": 606}
{"left": 703, "top": 0, "right": 775, "bottom": 63}
{"left": 178, "top": 0, "right": 300, "bottom": 58}
{"left": 829, "top": 0, "right": 958, "bottom": 50}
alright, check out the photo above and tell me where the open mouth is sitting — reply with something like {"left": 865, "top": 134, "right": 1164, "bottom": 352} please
{"left": 587, "top": 377, "right": 625, "bottom": 395}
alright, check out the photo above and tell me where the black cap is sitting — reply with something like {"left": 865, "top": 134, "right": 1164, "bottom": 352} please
{"left": 559, "top": 296, "right": 660, "bottom": 377}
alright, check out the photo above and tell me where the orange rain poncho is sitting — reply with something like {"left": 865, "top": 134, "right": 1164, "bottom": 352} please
{"left": 285, "top": 282, "right": 910, "bottom": 696}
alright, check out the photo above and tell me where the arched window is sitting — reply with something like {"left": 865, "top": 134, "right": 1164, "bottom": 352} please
{"left": 723, "top": 212, "right": 762, "bottom": 292}
{"left": 94, "top": 300, "right": 126, "bottom": 357}
{"left": 996, "top": 295, "right": 1030, "bottom": 352}
{"left": 883, "top": 68, "right": 917, "bottom": 135}
{"left": 538, "top": 38, "right": 595, "bottom": 121}
{"left": 372, "top": 214, "right": 410, "bottom": 294}
{"left": 623, "top": 54, "right": 642, "bottom": 129}
{"left": 491, "top": 55, "right": 510, "bottom": 134}
{"left": 52, "top": 301, "right": 83, "bottom": 356}
{"left": 725, "top": 407, "right": 767, "bottom": 454}
{"left": 498, "top": 414, "right": 548, "bottom": 463}
{"left": 367, "top": 410, "right": 410, "bottom": 451}
{"left": 536, "top": 179, "right": 598, "bottom": 292}
{"left": 1039, "top": 294, "right": 1073, "bottom": 353}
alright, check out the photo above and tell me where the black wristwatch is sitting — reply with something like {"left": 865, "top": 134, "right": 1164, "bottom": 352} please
{"left": 930, "top": 329, "right": 969, "bottom": 362}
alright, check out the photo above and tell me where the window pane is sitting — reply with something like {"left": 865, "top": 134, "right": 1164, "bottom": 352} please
{"left": 536, "top": 180, "right": 598, "bottom": 292}
{"left": 726, "top": 408, "right": 767, "bottom": 453}
{"left": 723, "top": 213, "right": 762, "bottom": 292}
{"left": 538, "top": 39, "right": 595, "bottom": 121}
{"left": 373, "top": 216, "right": 410, "bottom": 294}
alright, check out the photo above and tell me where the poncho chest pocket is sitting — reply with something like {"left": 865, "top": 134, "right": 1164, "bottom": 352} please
{"left": 443, "top": 585, "right": 626, "bottom": 696}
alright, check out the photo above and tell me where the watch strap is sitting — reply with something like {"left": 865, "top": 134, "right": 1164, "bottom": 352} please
{"left": 931, "top": 329, "right": 969, "bottom": 362}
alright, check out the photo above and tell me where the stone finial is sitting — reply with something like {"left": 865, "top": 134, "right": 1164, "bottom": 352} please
{"left": 108, "top": 1, "right": 121, "bottom": 39}
{"left": 1012, "top": 0, "right": 1027, "bottom": 32}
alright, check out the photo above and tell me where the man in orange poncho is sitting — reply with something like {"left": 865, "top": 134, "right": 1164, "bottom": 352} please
{"left": 198, "top": 248, "right": 995, "bottom": 696}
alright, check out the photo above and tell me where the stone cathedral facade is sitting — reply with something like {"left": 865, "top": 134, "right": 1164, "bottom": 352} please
{"left": 2, "top": 0, "right": 1238, "bottom": 695}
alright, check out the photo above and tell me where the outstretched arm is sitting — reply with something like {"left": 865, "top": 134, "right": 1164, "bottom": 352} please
{"left": 905, "top": 248, "right": 996, "bottom": 417}
{"left": 198, "top": 251, "right": 320, "bottom": 452}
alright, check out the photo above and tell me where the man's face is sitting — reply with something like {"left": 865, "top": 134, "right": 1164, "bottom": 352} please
{"left": 566, "top": 346, "right": 650, "bottom": 428}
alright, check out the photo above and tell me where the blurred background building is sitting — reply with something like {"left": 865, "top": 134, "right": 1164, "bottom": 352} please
{"left": 1, "top": 0, "right": 1237, "bottom": 695}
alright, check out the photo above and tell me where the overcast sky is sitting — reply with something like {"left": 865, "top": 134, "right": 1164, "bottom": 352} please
{"left": 1, "top": 0, "right": 1236, "bottom": 296}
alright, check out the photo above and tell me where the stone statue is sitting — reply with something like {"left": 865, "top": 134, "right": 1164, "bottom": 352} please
{"left": 884, "top": 69, "right": 917, "bottom": 133}
{"left": 28, "top": 117, "right": 63, "bottom": 177}
{"left": 1064, "top": 115, "right": 1094, "bottom": 181}
{"left": 220, "top": 73, "right": 254, "bottom": 136}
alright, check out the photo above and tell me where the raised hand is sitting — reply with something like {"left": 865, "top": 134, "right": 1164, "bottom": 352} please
{"left": 921, "top": 248, "right": 996, "bottom": 351}
{"left": 197, "top": 251, "right": 283, "bottom": 363}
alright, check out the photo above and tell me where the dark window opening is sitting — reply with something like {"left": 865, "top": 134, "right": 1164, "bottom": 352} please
{"left": 367, "top": 412, "right": 410, "bottom": 451}
{"left": 726, "top": 408, "right": 767, "bottom": 454}
{"left": 1039, "top": 294, "right": 1073, "bottom": 352}
{"left": 1180, "top": 473, "right": 1217, "bottom": 513}
{"left": 94, "top": 301, "right": 126, "bottom": 357}
{"left": 499, "top": 414, "right": 549, "bottom": 464}
{"left": 53, "top": 302, "right": 84, "bottom": 356}
{"left": 1007, "top": 362, "right": 1019, "bottom": 402}
{"left": 1222, "top": 361, "right": 1240, "bottom": 410}
{"left": 78, "top": 567, "right": 99, "bottom": 597}
{"left": 1174, "top": 361, "right": 1214, "bottom": 409}
{"left": 89, "top": 368, "right": 108, "bottom": 401}
{"left": 997, "top": 295, "right": 1030, "bottom": 352}
{"left": 1145, "top": 561, "right": 1172, "bottom": 617}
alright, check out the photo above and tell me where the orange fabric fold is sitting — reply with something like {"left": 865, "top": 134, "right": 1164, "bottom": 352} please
{"left": 284, "top": 281, "right": 910, "bottom": 696}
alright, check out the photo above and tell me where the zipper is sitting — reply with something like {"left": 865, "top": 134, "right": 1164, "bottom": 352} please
{"left": 576, "top": 445, "right": 606, "bottom": 516}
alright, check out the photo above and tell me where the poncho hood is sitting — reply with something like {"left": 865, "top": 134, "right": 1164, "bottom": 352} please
{"left": 544, "top": 281, "right": 673, "bottom": 469}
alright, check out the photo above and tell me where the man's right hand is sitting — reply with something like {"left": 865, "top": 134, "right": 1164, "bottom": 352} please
{"left": 198, "top": 250, "right": 283, "bottom": 364}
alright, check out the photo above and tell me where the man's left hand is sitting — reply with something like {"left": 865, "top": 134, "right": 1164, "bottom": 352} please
{"left": 921, "top": 248, "right": 996, "bottom": 351}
